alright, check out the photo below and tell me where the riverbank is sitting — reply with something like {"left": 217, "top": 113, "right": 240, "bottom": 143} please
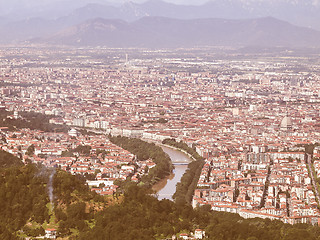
{"left": 158, "top": 143, "right": 197, "bottom": 162}
{"left": 162, "top": 138, "right": 203, "bottom": 162}
{"left": 152, "top": 172, "right": 175, "bottom": 192}
{"left": 142, "top": 138, "right": 196, "bottom": 162}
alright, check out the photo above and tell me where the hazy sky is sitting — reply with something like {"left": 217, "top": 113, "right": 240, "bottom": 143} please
{"left": 120, "top": 0, "right": 209, "bottom": 4}
{"left": 7, "top": 0, "right": 206, "bottom": 3}
{"left": 1, "top": 0, "right": 320, "bottom": 7}
{"left": 0, "top": 0, "right": 209, "bottom": 6}
{"left": 0, "top": 0, "right": 209, "bottom": 16}
{"left": 1, "top": 0, "right": 319, "bottom": 17}
{"left": 0, "top": 0, "right": 208, "bottom": 13}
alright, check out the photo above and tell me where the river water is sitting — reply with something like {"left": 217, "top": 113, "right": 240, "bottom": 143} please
{"left": 154, "top": 146, "right": 191, "bottom": 201}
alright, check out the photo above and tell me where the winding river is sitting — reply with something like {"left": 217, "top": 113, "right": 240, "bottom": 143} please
{"left": 153, "top": 145, "right": 191, "bottom": 200}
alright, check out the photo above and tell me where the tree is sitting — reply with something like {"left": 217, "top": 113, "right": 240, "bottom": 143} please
{"left": 26, "top": 144, "right": 35, "bottom": 156}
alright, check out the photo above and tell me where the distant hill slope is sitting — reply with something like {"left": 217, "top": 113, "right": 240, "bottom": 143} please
{"left": 42, "top": 16, "right": 320, "bottom": 48}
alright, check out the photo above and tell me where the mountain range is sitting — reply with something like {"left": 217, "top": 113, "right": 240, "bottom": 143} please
{"left": 1, "top": 0, "right": 320, "bottom": 48}
{"left": 38, "top": 17, "right": 320, "bottom": 48}
{"left": 1, "top": 0, "right": 320, "bottom": 29}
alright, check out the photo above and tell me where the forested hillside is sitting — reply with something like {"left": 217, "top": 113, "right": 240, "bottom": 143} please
{"left": 0, "top": 162, "right": 49, "bottom": 239}
{"left": 78, "top": 184, "right": 320, "bottom": 240}
{"left": 1, "top": 149, "right": 320, "bottom": 239}
{"left": 0, "top": 150, "right": 107, "bottom": 239}
{"left": 0, "top": 149, "right": 23, "bottom": 168}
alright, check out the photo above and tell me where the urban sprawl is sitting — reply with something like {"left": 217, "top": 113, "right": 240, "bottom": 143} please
{"left": 1, "top": 47, "right": 320, "bottom": 225}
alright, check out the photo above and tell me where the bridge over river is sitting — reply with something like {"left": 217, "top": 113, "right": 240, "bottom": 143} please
{"left": 154, "top": 145, "right": 192, "bottom": 200}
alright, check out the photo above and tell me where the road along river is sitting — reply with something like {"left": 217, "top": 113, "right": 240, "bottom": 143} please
{"left": 153, "top": 145, "right": 191, "bottom": 201}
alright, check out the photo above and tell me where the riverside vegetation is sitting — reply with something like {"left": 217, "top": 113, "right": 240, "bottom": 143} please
{"left": 109, "top": 136, "right": 173, "bottom": 186}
